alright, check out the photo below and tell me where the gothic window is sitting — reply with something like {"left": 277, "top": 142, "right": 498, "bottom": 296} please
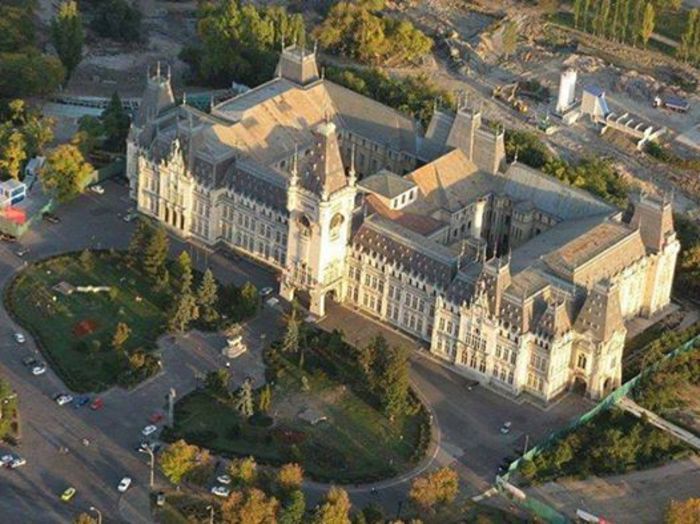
{"left": 577, "top": 353, "right": 588, "bottom": 370}
{"left": 330, "top": 213, "right": 345, "bottom": 239}
{"left": 298, "top": 214, "right": 311, "bottom": 237}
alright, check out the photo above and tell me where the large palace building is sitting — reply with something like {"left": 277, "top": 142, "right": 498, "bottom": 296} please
{"left": 127, "top": 47, "right": 679, "bottom": 404}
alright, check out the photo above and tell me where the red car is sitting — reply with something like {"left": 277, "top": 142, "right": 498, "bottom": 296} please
{"left": 90, "top": 398, "right": 104, "bottom": 410}
{"left": 149, "top": 412, "right": 164, "bottom": 424}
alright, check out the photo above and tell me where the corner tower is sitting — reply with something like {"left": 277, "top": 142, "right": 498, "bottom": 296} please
{"left": 127, "top": 63, "right": 176, "bottom": 199}
{"left": 280, "top": 121, "right": 357, "bottom": 317}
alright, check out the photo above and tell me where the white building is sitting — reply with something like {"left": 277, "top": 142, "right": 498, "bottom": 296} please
{"left": 127, "top": 47, "right": 680, "bottom": 404}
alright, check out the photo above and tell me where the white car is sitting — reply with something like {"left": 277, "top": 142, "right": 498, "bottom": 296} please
{"left": 90, "top": 185, "right": 105, "bottom": 195}
{"left": 32, "top": 363, "right": 46, "bottom": 376}
{"left": 216, "top": 474, "right": 231, "bottom": 485}
{"left": 141, "top": 425, "right": 157, "bottom": 437}
{"left": 10, "top": 457, "right": 26, "bottom": 469}
{"left": 211, "top": 486, "right": 230, "bottom": 498}
{"left": 260, "top": 287, "right": 274, "bottom": 298}
{"left": 500, "top": 421, "right": 512, "bottom": 435}
{"left": 1, "top": 454, "right": 14, "bottom": 467}
{"left": 117, "top": 477, "right": 132, "bottom": 492}
{"left": 14, "top": 333, "right": 25, "bottom": 344}
{"left": 55, "top": 394, "right": 73, "bottom": 406}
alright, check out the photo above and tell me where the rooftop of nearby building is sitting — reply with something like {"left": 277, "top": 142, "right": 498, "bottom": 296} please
{"left": 359, "top": 170, "right": 416, "bottom": 199}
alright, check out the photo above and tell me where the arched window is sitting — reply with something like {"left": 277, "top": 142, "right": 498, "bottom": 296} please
{"left": 329, "top": 213, "right": 344, "bottom": 239}
{"left": 298, "top": 214, "right": 311, "bottom": 237}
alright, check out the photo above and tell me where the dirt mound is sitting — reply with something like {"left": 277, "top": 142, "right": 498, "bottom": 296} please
{"left": 73, "top": 319, "right": 98, "bottom": 337}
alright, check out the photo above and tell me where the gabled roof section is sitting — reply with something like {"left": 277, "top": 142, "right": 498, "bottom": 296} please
{"left": 359, "top": 169, "right": 416, "bottom": 199}
{"left": 407, "top": 149, "right": 490, "bottom": 213}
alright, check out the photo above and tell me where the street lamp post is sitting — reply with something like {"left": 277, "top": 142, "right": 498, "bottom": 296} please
{"left": 89, "top": 506, "right": 102, "bottom": 524}
{"left": 139, "top": 445, "right": 155, "bottom": 488}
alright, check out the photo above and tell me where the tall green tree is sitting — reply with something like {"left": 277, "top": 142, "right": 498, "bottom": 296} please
{"left": 678, "top": 9, "right": 698, "bottom": 62}
{"left": 173, "top": 251, "right": 193, "bottom": 294}
{"left": 168, "top": 292, "right": 199, "bottom": 333}
{"left": 234, "top": 379, "right": 255, "bottom": 418}
{"left": 127, "top": 218, "right": 152, "bottom": 267}
{"left": 279, "top": 489, "right": 306, "bottom": 524}
{"left": 376, "top": 344, "right": 410, "bottom": 420}
{"left": 101, "top": 92, "right": 130, "bottom": 152}
{"left": 143, "top": 226, "right": 169, "bottom": 279}
{"left": 51, "top": 1, "right": 84, "bottom": 79}
{"left": 573, "top": 0, "right": 584, "bottom": 28}
{"left": 640, "top": 2, "right": 655, "bottom": 47}
{"left": 40, "top": 144, "right": 93, "bottom": 202}
{"left": 197, "top": 268, "right": 220, "bottom": 324}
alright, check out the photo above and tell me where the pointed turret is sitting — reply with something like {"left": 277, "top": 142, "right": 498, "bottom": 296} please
{"left": 133, "top": 62, "right": 176, "bottom": 129}
{"left": 299, "top": 121, "right": 348, "bottom": 199}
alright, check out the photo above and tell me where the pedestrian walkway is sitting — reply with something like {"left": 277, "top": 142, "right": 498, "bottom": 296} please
{"left": 618, "top": 397, "right": 700, "bottom": 451}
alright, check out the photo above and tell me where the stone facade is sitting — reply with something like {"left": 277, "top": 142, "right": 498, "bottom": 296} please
{"left": 127, "top": 48, "right": 680, "bottom": 404}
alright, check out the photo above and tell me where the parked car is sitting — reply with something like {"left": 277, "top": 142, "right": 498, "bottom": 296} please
{"left": 42, "top": 212, "right": 60, "bottom": 224}
{"left": 60, "top": 487, "right": 76, "bottom": 502}
{"left": 500, "top": 421, "right": 512, "bottom": 435}
{"left": 31, "top": 363, "right": 46, "bottom": 376}
{"left": 211, "top": 486, "right": 230, "bottom": 498}
{"left": 142, "top": 425, "right": 157, "bottom": 437}
{"left": 156, "top": 491, "right": 166, "bottom": 507}
{"left": 148, "top": 412, "right": 164, "bottom": 424}
{"left": 117, "top": 477, "right": 132, "bottom": 493}
{"left": 10, "top": 457, "right": 26, "bottom": 469}
{"left": 1, "top": 454, "right": 15, "bottom": 467}
{"left": 90, "top": 397, "right": 104, "bottom": 410}
{"left": 90, "top": 185, "right": 105, "bottom": 195}
{"left": 73, "top": 395, "right": 90, "bottom": 408}
{"left": 260, "top": 287, "right": 274, "bottom": 298}
{"left": 15, "top": 248, "right": 29, "bottom": 257}
{"left": 0, "top": 232, "right": 16, "bottom": 242}
{"left": 14, "top": 333, "right": 25, "bottom": 344}
{"left": 54, "top": 394, "right": 73, "bottom": 406}
{"left": 216, "top": 474, "right": 231, "bottom": 485}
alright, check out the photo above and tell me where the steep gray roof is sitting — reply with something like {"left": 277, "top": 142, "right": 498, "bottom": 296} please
{"left": 502, "top": 163, "right": 613, "bottom": 220}
{"left": 353, "top": 215, "right": 455, "bottom": 288}
{"left": 134, "top": 75, "right": 175, "bottom": 128}
{"left": 324, "top": 81, "right": 420, "bottom": 155}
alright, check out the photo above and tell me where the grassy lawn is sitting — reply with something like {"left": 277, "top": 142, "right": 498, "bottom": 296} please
{"left": 167, "top": 338, "right": 429, "bottom": 484}
{"left": 4, "top": 251, "right": 167, "bottom": 392}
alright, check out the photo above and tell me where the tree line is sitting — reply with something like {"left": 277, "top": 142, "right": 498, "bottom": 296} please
{"left": 572, "top": 0, "right": 659, "bottom": 48}
{"left": 678, "top": 9, "right": 700, "bottom": 65}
